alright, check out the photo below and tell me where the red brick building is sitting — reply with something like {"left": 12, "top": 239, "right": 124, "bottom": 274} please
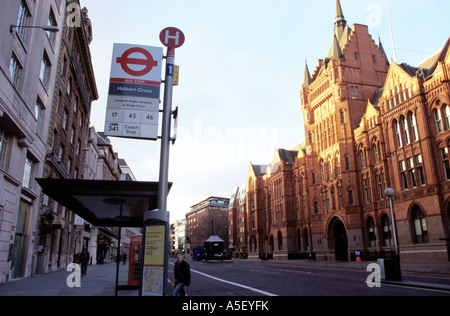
{"left": 185, "top": 196, "right": 230, "bottom": 255}
{"left": 237, "top": 1, "right": 450, "bottom": 263}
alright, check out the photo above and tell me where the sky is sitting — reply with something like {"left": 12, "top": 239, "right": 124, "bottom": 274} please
{"left": 79, "top": 0, "right": 450, "bottom": 222}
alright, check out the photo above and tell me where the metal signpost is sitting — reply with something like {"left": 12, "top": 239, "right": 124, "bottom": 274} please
{"left": 103, "top": 28, "right": 184, "bottom": 296}
{"left": 140, "top": 27, "right": 185, "bottom": 296}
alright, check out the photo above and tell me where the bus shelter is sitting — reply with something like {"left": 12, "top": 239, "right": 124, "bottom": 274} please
{"left": 36, "top": 178, "right": 172, "bottom": 295}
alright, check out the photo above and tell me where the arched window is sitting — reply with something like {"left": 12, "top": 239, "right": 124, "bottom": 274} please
{"left": 444, "top": 105, "right": 450, "bottom": 130}
{"left": 408, "top": 112, "right": 418, "bottom": 142}
{"left": 401, "top": 115, "right": 410, "bottom": 145}
{"left": 334, "top": 157, "right": 341, "bottom": 177}
{"left": 373, "top": 143, "right": 379, "bottom": 164}
{"left": 393, "top": 120, "right": 402, "bottom": 148}
{"left": 360, "top": 149, "right": 366, "bottom": 168}
{"left": 411, "top": 205, "right": 428, "bottom": 244}
{"left": 320, "top": 161, "right": 326, "bottom": 182}
{"left": 381, "top": 214, "right": 392, "bottom": 247}
{"left": 434, "top": 109, "right": 443, "bottom": 133}
{"left": 367, "top": 216, "right": 377, "bottom": 248}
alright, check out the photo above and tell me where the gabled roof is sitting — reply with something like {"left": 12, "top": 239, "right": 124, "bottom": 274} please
{"left": 250, "top": 163, "right": 268, "bottom": 177}
{"left": 278, "top": 148, "right": 298, "bottom": 165}
{"left": 416, "top": 36, "right": 450, "bottom": 79}
{"left": 371, "top": 87, "right": 384, "bottom": 106}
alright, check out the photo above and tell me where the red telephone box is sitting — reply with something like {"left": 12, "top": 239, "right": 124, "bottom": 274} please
{"left": 128, "top": 234, "right": 142, "bottom": 286}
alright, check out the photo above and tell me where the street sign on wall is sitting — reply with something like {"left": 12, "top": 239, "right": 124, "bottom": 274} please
{"left": 104, "top": 43, "right": 163, "bottom": 140}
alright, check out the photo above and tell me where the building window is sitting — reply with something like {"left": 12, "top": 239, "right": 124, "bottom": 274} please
{"left": 407, "top": 157, "right": 417, "bottom": 188}
{"left": 434, "top": 109, "right": 443, "bottom": 133}
{"left": 440, "top": 147, "right": 450, "bottom": 181}
{"left": 340, "top": 110, "right": 345, "bottom": 124}
{"left": 40, "top": 52, "right": 51, "bottom": 87}
{"left": 415, "top": 154, "right": 426, "bottom": 186}
{"left": 320, "top": 162, "right": 326, "bottom": 182}
{"left": 335, "top": 157, "right": 341, "bottom": 177}
{"left": 362, "top": 178, "right": 370, "bottom": 204}
{"left": 63, "top": 109, "right": 69, "bottom": 131}
{"left": 9, "top": 54, "right": 22, "bottom": 88}
{"left": 348, "top": 190, "right": 354, "bottom": 206}
{"left": 373, "top": 143, "right": 379, "bottom": 164}
{"left": 322, "top": 190, "right": 329, "bottom": 213}
{"left": 399, "top": 160, "right": 408, "bottom": 190}
{"left": 35, "top": 98, "right": 44, "bottom": 133}
{"left": 16, "top": 0, "right": 31, "bottom": 41}
{"left": 367, "top": 217, "right": 377, "bottom": 248}
{"left": 47, "top": 8, "right": 58, "bottom": 43}
{"left": 411, "top": 206, "right": 428, "bottom": 244}
{"left": 360, "top": 149, "right": 366, "bottom": 169}
{"left": 22, "top": 154, "right": 35, "bottom": 190}
{"left": 376, "top": 173, "right": 385, "bottom": 200}
{"left": 444, "top": 104, "right": 450, "bottom": 130}
{"left": 345, "top": 156, "right": 350, "bottom": 171}
{"left": 394, "top": 120, "right": 402, "bottom": 148}
{"left": 0, "top": 127, "right": 9, "bottom": 170}
{"left": 409, "top": 112, "right": 418, "bottom": 142}
{"left": 401, "top": 116, "right": 410, "bottom": 145}
{"left": 338, "top": 186, "right": 343, "bottom": 209}
{"left": 381, "top": 214, "right": 392, "bottom": 247}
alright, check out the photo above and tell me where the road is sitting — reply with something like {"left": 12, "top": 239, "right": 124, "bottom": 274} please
{"left": 168, "top": 258, "right": 450, "bottom": 297}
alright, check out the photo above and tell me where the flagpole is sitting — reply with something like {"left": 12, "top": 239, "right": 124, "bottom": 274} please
{"left": 386, "top": 0, "right": 398, "bottom": 63}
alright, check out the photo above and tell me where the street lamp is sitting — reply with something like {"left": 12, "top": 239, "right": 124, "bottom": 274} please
{"left": 10, "top": 25, "right": 59, "bottom": 33}
{"left": 384, "top": 187, "right": 402, "bottom": 281}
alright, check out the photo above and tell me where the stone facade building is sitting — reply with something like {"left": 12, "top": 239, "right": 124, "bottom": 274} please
{"left": 239, "top": 1, "right": 450, "bottom": 263}
{"left": 0, "top": 0, "right": 66, "bottom": 283}
{"left": 36, "top": 0, "right": 98, "bottom": 274}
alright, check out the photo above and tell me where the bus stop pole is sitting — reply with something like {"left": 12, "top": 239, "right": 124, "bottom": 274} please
{"left": 158, "top": 46, "right": 175, "bottom": 212}
{"left": 140, "top": 47, "right": 174, "bottom": 296}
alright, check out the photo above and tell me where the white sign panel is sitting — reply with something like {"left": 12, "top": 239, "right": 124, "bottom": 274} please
{"left": 104, "top": 44, "right": 163, "bottom": 140}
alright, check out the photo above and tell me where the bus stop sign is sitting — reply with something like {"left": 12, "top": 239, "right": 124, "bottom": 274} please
{"left": 160, "top": 27, "right": 185, "bottom": 48}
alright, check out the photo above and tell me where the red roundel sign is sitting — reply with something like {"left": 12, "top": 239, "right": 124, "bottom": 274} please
{"left": 116, "top": 47, "right": 158, "bottom": 77}
{"left": 160, "top": 27, "right": 185, "bottom": 48}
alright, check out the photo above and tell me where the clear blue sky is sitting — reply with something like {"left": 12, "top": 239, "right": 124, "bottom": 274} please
{"left": 80, "top": 0, "right": 450, "bottom": 221}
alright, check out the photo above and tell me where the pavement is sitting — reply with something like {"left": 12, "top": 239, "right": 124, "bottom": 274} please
{"left": 0, "top": 262, "right": 137, "bottom": 296}
{"left": 0, "top": 259, "right": 449, "bottom": 296}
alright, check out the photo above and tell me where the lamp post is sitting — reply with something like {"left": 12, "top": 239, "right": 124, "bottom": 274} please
{"left": 384, "top": 188, "right": 402, "bottom": 281}
{"left": 10, "top": 25, "right": 59, "bottom": 33}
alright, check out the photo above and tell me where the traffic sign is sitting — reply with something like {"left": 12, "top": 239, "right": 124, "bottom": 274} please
{"left": 105, "top": 43, "right": 163, "bottom": 140}
{"left": 159, "top": 27, "right": 185, "bottom": 48}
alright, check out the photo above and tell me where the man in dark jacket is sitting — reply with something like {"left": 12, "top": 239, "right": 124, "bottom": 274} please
{"left": 80, "top": 246, "right": 90, "bottom": 276}
{"left": 173, "top": 251, "right": 190, "bottom": 296}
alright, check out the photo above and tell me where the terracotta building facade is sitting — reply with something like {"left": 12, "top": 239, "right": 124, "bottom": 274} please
{"left": 239, "top": 1, "right": 450, "bottom": 264}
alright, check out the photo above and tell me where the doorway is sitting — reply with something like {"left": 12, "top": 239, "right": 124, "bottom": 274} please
{"left": 329, "top": 218, "right": 348, "bottom": 261}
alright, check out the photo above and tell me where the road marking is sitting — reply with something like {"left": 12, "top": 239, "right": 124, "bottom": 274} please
{"left": 169, "top": 262, "right": 277, "bottom": 296}
{"left": 190, "top": 268, "right": 278, "bottom": 296}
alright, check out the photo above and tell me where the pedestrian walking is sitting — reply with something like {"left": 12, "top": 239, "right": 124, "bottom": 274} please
{"left": 122, "top": 253, "right": 127, "bottom": 265}
{"left": 173, "top": 251, "right": 190, "bottom": 296}
{"left": 80, "top": 246, "right": 90, "bottom": 276}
